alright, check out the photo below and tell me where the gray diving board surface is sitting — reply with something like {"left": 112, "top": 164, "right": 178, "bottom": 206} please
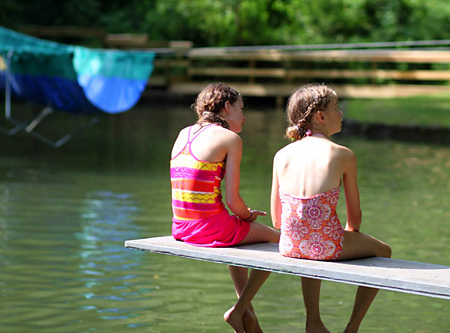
{"left": 125, "top": 236, "right": 450, "bottom": 300}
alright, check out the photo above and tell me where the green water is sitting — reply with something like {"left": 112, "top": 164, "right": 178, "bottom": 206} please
{"left": 0, "top": 102, "right": 449, "bottom": 332}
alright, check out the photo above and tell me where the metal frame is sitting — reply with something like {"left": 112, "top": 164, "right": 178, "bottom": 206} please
{"left": 1, "top": 50, "right": 99, "bottom": 148}
{"left": 0, "top": 51, "right": 27, "bottom": 135}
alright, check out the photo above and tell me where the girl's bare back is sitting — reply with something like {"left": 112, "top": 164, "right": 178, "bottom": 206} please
{"left": 274, "top": 135, "right": 352, "bottom": 198}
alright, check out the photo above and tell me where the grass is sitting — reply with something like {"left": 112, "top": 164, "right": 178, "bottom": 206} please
{"left": 342, "top": 94, "right": 450, "bottom": 127}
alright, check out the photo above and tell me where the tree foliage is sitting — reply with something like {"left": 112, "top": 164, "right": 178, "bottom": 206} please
{"left": 1, "top": 0, "right": 450, "bottom": 47}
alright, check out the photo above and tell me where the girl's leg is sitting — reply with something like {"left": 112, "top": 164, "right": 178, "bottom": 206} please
{"left": 225, "top": 268, "right": 271, "bottom": 333}
{"left": 343, "top": 286, "right": 379, "bottom": 333}
{"left": 239, "top": 221, "right": 280, "bottom": 245}
{"left": 301, "top": 277, "right": 331, "bottom": 333}
{"left": 339, "top": 231, "right": 391, "bottom": 333}
{"left": 338, "top": 231, "right": 391, "bottom": 261}
{"left": 224, "top": 223, "right": 280, "bottom": 332}
{"left": 228, "top": 265, "right": 263, "bottom": 332}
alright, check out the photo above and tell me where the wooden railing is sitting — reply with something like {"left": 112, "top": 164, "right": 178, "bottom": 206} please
{"left": 155, "top": 48, "right": 450, "bottom": 102}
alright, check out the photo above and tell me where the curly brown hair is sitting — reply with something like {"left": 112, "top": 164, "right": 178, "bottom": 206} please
{"left": 191, "top": 83, "right": 241, "bottom": 129}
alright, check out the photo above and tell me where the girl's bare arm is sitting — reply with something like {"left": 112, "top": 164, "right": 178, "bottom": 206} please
{"left": 342, "top": 149, "right": 362, "bottom": 231}
{"left": 224, "top": 134, "right": 264, "bottom": 221}
{"left": 270, "top": 155, "right": 282, "bottom": 229}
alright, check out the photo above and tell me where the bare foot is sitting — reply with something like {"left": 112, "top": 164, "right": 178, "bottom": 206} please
{"left": 243, "top": 308, "right": 264, "bottom": 332}
{"left": 224, "top": 307, "right": 245, "bottom": 333}
{"left": 243, "top": 309, "right": 256, "bottom": 332}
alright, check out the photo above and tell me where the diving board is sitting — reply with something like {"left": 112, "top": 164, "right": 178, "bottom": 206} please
{"left": 125, "top": 236, "right": 450, "bottom": 300}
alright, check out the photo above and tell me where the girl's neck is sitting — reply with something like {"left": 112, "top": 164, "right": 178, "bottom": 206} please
{"left": 306, "top": 130, "right": 329, "bottom": 139}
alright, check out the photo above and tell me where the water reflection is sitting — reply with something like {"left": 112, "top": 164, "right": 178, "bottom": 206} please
{"left": 77, "top": 190, "right": 141, "bottom": 300}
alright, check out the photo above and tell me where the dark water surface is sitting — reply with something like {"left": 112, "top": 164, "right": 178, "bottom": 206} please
{"left": 0, "top": 101, "right": 449, "bottom": 332}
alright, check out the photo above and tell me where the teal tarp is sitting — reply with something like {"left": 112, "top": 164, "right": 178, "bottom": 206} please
{"left": 0, "top": 26, "right": 155, "bottom": 114}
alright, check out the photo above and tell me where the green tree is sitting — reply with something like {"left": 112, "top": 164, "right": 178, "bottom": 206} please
{"left": 2, "top": 0, "right": 450, "bottom": 47}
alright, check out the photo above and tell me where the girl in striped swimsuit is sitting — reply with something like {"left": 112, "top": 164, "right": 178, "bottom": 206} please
{"left": 271, "top": 83, "right": 391, "bottom": 333}
{"left": 170, "top": 83, "right": 280, "bottom": 333}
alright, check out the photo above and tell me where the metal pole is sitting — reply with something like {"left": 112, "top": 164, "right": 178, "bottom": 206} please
{"left": 5, "top": 50, "right": 12, "bottom": 119}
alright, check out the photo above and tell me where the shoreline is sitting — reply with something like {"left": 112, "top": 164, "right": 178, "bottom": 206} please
{"left": 340, "top": 120, "right": 450, "bottom": 145}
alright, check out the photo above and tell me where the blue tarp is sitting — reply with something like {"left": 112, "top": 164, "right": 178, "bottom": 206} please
{"left": 0, "top": 26, "right": 155, "bottom": 114}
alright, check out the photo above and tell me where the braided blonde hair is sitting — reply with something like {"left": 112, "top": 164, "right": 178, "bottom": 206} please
{"left": 285, "top": 83, "right": 337, "bottom": 140}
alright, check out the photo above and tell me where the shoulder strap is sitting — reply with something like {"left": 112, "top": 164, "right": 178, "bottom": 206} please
{"left": 185, "top": 125, "right": 194, "bottom": 144}
{"left": 189, "top": 124, "right": 216, "bottom": 144}
{"left": 171, "top": 126, "right": 195, "bottom": 160}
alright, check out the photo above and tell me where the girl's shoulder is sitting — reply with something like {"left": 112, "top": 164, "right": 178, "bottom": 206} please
{"left": 273, "top": 141, "right": 294, "bottom": 158}
{"left": 180, "top": 124, "right": 237, "bottom": 138}
{"left": 329, "top": 142, "right": 357, "bottom": 168}
{"left": 207, "top": 124, "right": 242, "bottom": 142}
{"left": 192, "top": 123, "right": 236, "bottom": 135}
{"left": 330, "top": 141, "right": 355, "bottom": 158}
{"left": 273, "top": 139, "right": 355, "bottom": 162}
{"left": 191, "top": 123, "right": 242, "bottom": 149}
{"left": 178, "top": 125, "right": 192, "bottom": 135}
{"left": 273, "top": 141, "right": 300, "bottom": 166}
{"left": 173, "top": 126, "right": 189, "bottom": 141}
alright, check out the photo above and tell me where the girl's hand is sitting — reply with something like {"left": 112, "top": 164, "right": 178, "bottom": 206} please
{"left": 245, "top": 210, "right": 267, "bottom": 222}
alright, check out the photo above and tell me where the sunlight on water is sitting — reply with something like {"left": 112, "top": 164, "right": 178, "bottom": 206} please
{"left": 0, "top": 101, "right": 449, "bottom": 332}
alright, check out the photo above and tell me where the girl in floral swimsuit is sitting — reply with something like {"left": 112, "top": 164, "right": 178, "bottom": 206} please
{"left": 271, "top": 83, "right": 391, "bottom": 333}
{"left": 171, "top": 83, "right": 280, "bottom": 333}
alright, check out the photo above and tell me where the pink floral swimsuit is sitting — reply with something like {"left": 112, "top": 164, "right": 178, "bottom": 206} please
{"left": 279, "top": 186, "right": 344, "bottom": 261}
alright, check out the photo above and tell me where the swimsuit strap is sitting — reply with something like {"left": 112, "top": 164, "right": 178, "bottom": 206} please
{"left": 186, "top": 125, "right": 194, "bottom": 143}
{"left": 188, "top": 123, "right": 217, "bottom": 145}
{"left": 187, "top": 124, "right": 219, "bottom": 160}
{"left": 171, "top": 124, "right": 219, "bottom": 161}
{"left": 171, "top": 125, "right": 197, "bottom": 161}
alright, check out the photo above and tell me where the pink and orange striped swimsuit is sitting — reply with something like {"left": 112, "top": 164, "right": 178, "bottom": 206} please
{"left": 170, "top": 125, "right": 250, "bottom": 247}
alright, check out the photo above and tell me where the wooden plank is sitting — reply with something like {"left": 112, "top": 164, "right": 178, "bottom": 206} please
{"left": 188, "top": 68, "right": 450, "bottom": 81}
{"left": 309, "top": 69, "right": 450, "bottom": 80}
{"left": 188, "top": 49, "right": 450, "bottom": 63}
{"left": 188, "top": 67, "right": 288, "bottom": 77}
{"left": 168, "top": 82, "right": 297, "bottom": 97}
{"left": 285, "top": 50, "right": 450, "bottom": 63}
{"left": 288, "top": 69, "right": 450, "bottom": 80}
{"left": 168, "top": 82, "right": 450, "bottom": 98}
{"left": 105, "top": 34, "right": 149, "bottom": 48}
{"left": 154, "top": 59, "right": 190, "bottom": 67}
{"left": 334, "top": 85, "right": 450, "bottom": 98}
{"left": 147, "top": 75, "right": 168, "bottom": 87}
{"left": 168, "top": 41, "right": 193, "bottom": 49}
{"left": 125, "top": 236, "right": 450, "bottom": 300}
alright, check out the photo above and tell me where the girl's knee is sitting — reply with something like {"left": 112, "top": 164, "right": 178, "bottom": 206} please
{"left": 379, "top": 243, "right": 392, "bottom": 258}
{"left": 369, "top": 236, "right": 391, "bottom": 258}
{"left": 270, "top": 228, "right": 281, "bottom": 243}
{"left": 341, "top": 231, "right": 390, "bottom": 260}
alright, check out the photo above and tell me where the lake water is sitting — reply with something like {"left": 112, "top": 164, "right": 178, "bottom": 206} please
{"left": 0, "top": 100, "right": 449, "bottom": 332}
